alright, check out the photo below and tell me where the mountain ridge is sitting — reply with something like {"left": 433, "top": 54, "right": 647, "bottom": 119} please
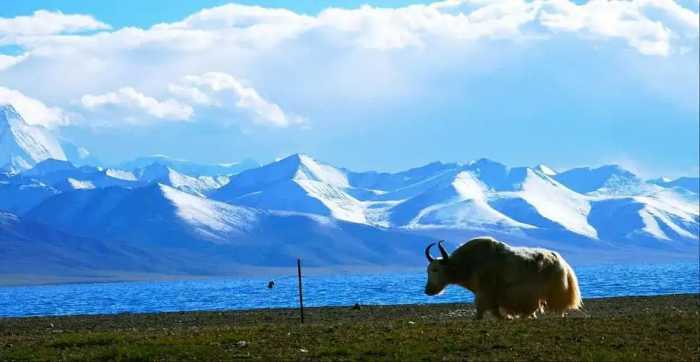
{"left": 0, "top": 106, "right": 697, "bottom": 282}
{"left": 0, "top": 104, "right": 67, "bottom": 172}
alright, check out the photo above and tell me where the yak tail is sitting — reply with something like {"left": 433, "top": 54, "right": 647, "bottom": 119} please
{"left": 546, "top": 257, "right": 583, "bottom": 314}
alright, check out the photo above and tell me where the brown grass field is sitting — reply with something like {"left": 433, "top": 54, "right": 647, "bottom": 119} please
{"left": 0, "top": 294, "right": 698, "bottom": 361}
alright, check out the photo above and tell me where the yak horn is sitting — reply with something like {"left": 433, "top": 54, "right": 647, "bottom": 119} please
{"left": 437, "top": 240, "right": 449, "bottom": 260}
{"left": 425, "top": 242, "right": 436, "bottom": 262}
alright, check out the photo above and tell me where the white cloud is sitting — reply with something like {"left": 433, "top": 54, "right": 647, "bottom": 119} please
{"left": 538, "top": 0, "right": 699, "bottom": 56}
{"left": 0, "top": 86, "right": 69, "bottom": 128}
{"left": 0, "top": 10, "right": 109, "bottom": 45}
{"left": 310, "top": 1, "right": 540, "bottom": 49}
{"left": 76, "top": 75, "right": 298, "bottom": 127}
{"left": 167, "top": 84, "right": 214, "bottom": 105}
{"left": 0, "top": 54, "right": 27, "bottom": 71}
{"left": 7, "top": 1, "right": 695, "bottom": 55}
{"left": 177, "top": 72, "right": 304, "bottom": 128}
{"left": 155, "top": 3, "right": 311, "bottom": 31}
{"left": 0, "top": 1, "right": 696, "bottom": 130}
{"left": 81, "top": 87, "right": 193, "bottom": 122}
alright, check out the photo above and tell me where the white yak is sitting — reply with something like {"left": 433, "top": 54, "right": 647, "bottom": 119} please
{"left": 424, "top": 237, "right": 582, "bottom": 319}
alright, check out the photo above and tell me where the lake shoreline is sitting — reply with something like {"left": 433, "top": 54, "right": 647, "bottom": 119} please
{"left": 1, "top": 294, "right": 698, "bottom": 361}
{"left": 0, "top": 292, "right": 697, "bottom": 320}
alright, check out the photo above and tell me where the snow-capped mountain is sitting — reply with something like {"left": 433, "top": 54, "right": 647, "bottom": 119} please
{"left": 2, "top": 143, "right": 697, "bottom": 281}
{"left": 5, "top": 150, "right": 697, "bottom": 250}
{"left": 388, "top": 170, "right": 532, "bottom": 231}
{"left": 649, "top": 177, "right": 699, "bottom": 194}
{"left": 5, "top": 156, "right": 230, "bottom": 198}
{"left": 589, "top": 193, "right": 699, "bottom": 246}
{"left": 0, "top": 104, "right": 67, "bottom": 173}
{"left": 26, "top": 184, "right": 426, "bottom": 268}
{"left": 19, "top": 159, "right": 137, "bottom": 191}
{"left": 26, "top": 183, "right": 251, "bottom": 246}
{"left": 553, "top": 165, "right": 643, "bottom": 195}
{"left": 133, "top": 163, "right": 229, "bottom": 196}
{"left": 213, "top": 154, "right": 367, "bottom": 224}
{"left": 120, "top": 155, "right": 259, "bottom": 177}
{"left": 346, "top": 161, "right": 460, "bottom": 196}
{"left": 533, "top": 164, "right": 557, "bottom": 176}
{"left": 1, "top": 105, "right": 695, "bottom": 283}
{"left": 373, "top": 161, "right": 597, "bottom": 239}
{"left": 209, "top": 154, "right": 697, "bottom": 247}
{"left": 61, "top": 140, "right": 100, "bottom": 166}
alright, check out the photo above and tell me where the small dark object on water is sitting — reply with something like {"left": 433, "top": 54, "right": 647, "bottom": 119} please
{"left": 352, "top": 303, "right": 361, "bottom": 310}
{"left": 267, "top": 281, "right": 275, "bottom": 289}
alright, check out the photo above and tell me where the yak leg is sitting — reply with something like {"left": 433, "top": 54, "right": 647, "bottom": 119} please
{"left": 501, "top": 284, "right": 542, "bottom": 318}
{"left": 525, "top": 300, "right": 544, "bottom": 319}
{"left": 474, "top": 295, "right": 485, "bottom": 320}
{"left": 497, "top": 307, "right": 514, "bottom": 320}
{"left": 474, "top": 293, "right": 499, "bottom": 320}
{"left": 474, "top": 294, "right": 487, "bottom": 320}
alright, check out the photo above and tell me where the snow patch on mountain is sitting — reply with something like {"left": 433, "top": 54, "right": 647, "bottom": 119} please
{"left": 120, "top": 155, "right": 259, "bottom": 177}
{"left": 106, "top": 168, "right": 137, "bottom": 181}
{"left": 215, "top": 154, "right": 367, "bottom": 224}
{"left": 635, "top": 194, "right": 698, "bottom": 240}
{"left": 67, "top": 178, "right": 95, "bottom": 190}
{"left": 554, "top": 165, "right": 642, "bottom": 195}
{"left": 61, "top": 141, "right": 99, "bottom": 166}
{"left": 134, "top": 163, "right": 228, "bottom": 196}
{"left": 291, "top": 155, "right": 365, "bottom": 223}
{"left": 514, "top": 168, "right": 596, "bottom": 238}
{"left": 0, "top": 105, "right": 66, "bottom": 172}
{"left": 534, "top": 164, "right": 557, "bottom": 176}
{"left": 295, "top": 154, "right": 350, "bottom": 187}
{"left": 403, "top": 171, "right": 532, "bottom": 230}
{"left": 649, "top": 177, "right": 699, "bottom": 195}
{"left": 160, "top": 184, "right": 257, "bottom": 242}
{"left": 295, "top": 179, "right": 367, "bottom": 223}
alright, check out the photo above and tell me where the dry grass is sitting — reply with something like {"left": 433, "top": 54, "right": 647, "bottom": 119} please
{"left": 1, "top": 294, "right": 698, "bottom": 361}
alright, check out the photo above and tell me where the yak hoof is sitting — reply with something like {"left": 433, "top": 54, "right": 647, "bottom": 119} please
{"left": 497, "top": 307, "right": 513, "bottom": 320}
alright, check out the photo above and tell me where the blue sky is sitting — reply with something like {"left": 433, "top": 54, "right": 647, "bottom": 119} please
{"left": 0, "top": 1, "right": 698, "bottom": 177}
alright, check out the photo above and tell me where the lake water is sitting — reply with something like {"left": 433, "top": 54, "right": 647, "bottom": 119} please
{"left": 0, "top": 262, "right": 698, "bottom": 317}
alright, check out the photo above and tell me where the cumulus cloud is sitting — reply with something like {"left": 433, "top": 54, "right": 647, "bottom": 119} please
{"left": 75, "top": 75, "right": 298, "bottom": 127}
{"left": 0, "top": 54, "right": 27, "bottom": 71}
{"left": 0, "top": 0, "right": 696, "bottom": 130}
{"left": 138, "top": 0, "right": 698, "bottom": 55}
{"left": 81, "top": 87, "right": 193, "bottom": 122}
{"left": 0, "top": 10, "right": 109, "bottom": 45}
{"left": 0, "top": 86, "right": 69, "bottom": 128}
{"left": 175, "top": 72, "right": 304, "bottom": 127}
{"left": 5, "top": 1, "right": 696, "bottom": 55}
{"left": 167, "top": 84, "right": 214, "bottom": 106}
{"left": 538, "top": 0, "right": 699, "bottom": 56}
{"left": 155, "top": 3, "right": 312, "bottom": 32}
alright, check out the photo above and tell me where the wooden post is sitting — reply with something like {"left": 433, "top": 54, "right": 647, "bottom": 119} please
{"left": 297, "top": 258, "right": 305, "bottom": 324}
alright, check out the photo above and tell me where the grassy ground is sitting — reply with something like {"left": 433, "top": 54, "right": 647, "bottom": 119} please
{"left": 0, "top": 294, "right": 697, "bottom": 361}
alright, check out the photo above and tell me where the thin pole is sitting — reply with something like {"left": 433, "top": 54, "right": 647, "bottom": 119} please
{"left": 297, "top": 258, "right": 305, "bottom": 324}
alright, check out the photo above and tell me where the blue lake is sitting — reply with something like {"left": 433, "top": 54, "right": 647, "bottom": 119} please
{"left": 1, "top": 262, "right": 698, "bottom": 318}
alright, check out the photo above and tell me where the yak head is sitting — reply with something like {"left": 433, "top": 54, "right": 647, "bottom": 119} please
{"left": 424, "top": 240, "right": 450, "bottom": 296}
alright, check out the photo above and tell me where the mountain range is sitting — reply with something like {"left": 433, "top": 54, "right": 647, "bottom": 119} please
{"left": 1, "top": 104, "right": 698, "bottom": 283}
